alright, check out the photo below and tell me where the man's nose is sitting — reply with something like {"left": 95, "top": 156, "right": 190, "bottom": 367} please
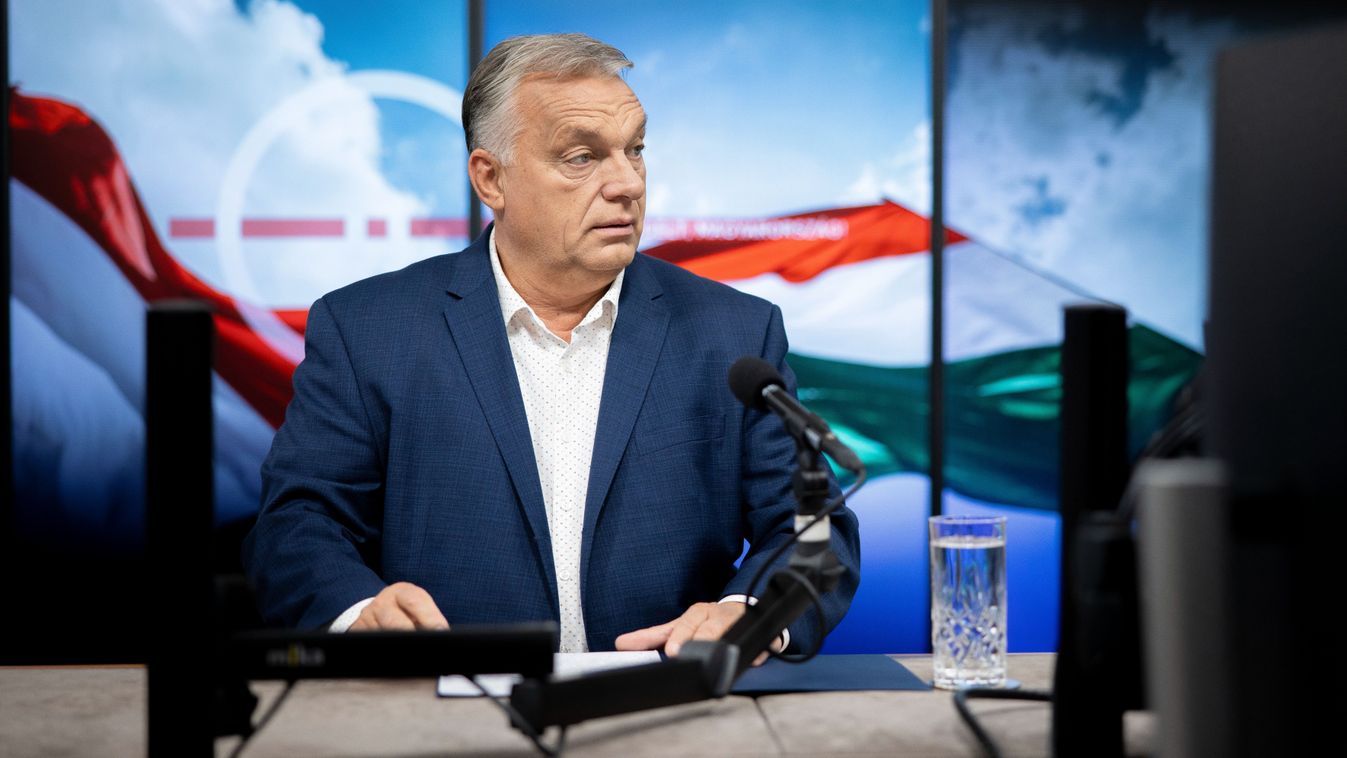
{"left": 601, "top": 154, "right": 645, "bottom": 202}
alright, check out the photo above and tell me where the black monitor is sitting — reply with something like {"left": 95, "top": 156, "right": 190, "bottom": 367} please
{"left": 1206, "top": 21, "right": 1347, "bottom": 756}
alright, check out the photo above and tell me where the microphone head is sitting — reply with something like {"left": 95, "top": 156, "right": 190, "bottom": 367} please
{"left": 728, "top": 356, "right": 783, "bottom": 410}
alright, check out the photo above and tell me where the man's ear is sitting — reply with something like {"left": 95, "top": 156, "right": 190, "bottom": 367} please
{"left": 468, "top": 148, "right": 506, "bottom": 214}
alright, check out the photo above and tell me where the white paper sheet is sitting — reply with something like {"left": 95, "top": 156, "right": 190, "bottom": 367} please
{"left": 437, "top": 650, "right": 662, "bottom": 697}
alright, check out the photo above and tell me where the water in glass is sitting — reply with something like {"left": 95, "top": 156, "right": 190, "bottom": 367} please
{"left": 930, "top": 525, "right": 1006, "bottom": 689}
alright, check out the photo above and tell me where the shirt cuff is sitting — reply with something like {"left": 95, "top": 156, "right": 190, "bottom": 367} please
{"left": 718, "top": 595, "right": 790, "bottom": 650}
{"left": 329, "top": 597, "right": 375, "bottom": 632}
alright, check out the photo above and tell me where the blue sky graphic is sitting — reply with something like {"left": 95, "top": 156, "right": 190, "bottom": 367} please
{"left": 284, "top": 0, "right": 931, "bottom": 220}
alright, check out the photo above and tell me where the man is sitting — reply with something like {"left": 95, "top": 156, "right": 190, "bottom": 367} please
{"left": 243, "top": 33, "right": 860, "bottom": 656}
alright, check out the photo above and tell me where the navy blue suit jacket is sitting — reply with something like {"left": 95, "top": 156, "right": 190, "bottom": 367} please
{"left": 243, "top": 231, "right": 860, "bottom": 652}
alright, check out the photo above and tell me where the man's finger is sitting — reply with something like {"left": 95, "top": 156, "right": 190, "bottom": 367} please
{"left": 664, "top": 604, "right": 711, "bottom": 657}
{"left": 350, "top": 604, "right": 390, "bottom": 632}
{"left": 689, "top": 609, "right": 737, "bottom": 642}
{"left": 614, "top": 619, "right": 677, "bottom": 651}
{"left": 394, "top": 586, "right": 450, "bottom": 630}
{"left": 748, "top": 631, "right": 787, "bottom": 666}
{"left": 371, "top": 601, "right": 416, "bottom": 631}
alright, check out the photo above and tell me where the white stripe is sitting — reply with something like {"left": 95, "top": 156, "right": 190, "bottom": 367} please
{"left": 729, "top": 253, "right": 930, "bottom": 367}
{"left": 212, "top": 374, "right": 274, "bottom": 524}
{"left": 944, "top": 241, "right": 1097, "bottom": 362}
{"left": 12, "top": 179, "right": 146, "bottom": 412}
{"left": 724, "top": 240, "right": 1093, "bottom": 367}
{"left": 11, "top": 295, "right": 146, "bottom": 550}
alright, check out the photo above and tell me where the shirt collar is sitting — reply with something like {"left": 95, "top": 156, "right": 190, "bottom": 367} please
{"left": 488, "top": 228, "right": 624, "bottom": 332}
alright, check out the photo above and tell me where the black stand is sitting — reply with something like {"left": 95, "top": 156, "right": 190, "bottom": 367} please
{"left": 1052, "top": 304, "right": 1143, "bottom": 757}
{"left": 509, "top": 442, "right": 848, "bottom": 732}
{"left": 146, "top": 302, "right": 219, "bottom": 757}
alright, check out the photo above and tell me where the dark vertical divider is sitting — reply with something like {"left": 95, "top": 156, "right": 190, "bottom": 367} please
{"left": 467, "top": 0, "right": 485, "bottom": 240}
{"left": 925, "top": 0, "right": 948, "bottom": 657}
{"left": 927, "top": 0, "right": 946, "bottom": 522}
{"left": 146, "top": 301, "right": 215, "bottom": 757}
{"left": 2, "top": 0, "right": 14, "bottom": 603}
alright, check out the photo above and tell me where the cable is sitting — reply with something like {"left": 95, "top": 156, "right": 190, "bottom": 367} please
{"left": 227, "top": 679, "right": 297, "bottom": 758}
{"left": 469, "top": 676, "right": 568, "bottom": 757}
{"left": 768, "top": 568, "right": 827, "bottom": 664}
{"left": 952, "top": 687, "right": 1052, "bottom": 758}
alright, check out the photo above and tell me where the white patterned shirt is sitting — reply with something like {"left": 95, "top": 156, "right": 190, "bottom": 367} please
{"left": 488, "top": 231, "right": 622, "bottom": 652}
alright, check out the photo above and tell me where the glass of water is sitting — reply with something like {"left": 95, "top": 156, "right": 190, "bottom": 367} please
{"left": 929, "top": 515, "right": 1007, "bottom": 689}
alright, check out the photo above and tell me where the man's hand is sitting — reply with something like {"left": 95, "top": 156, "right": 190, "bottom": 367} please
{"left": 613, "top": 601, "right": 783, "bottom": 665}
{"left": 349, "top": 582, "right": 450, "bottom": 631}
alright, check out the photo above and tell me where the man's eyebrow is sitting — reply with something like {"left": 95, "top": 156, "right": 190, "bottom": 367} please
{"left": 550, "top": 118, "right": 647, "bottom": 148}
{"left": 553, "top": 125, "right": 604, "bottom": 144}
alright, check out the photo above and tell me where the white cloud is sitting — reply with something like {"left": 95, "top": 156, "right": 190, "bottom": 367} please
{"left": 943, "top": 8, "right": 1238, "bottom": 347}
{"left": 840, "top": 121, "right": 931, "bottom": 214}
{"left": 10, "top": 0, "right": 452, "bottom": 308}
{"left": 640, "top": 100, "right": 913, "bottom": 219}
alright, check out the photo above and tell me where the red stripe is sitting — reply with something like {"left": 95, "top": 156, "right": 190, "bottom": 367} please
{"left": 367, "top": 218, "right": 387, "bottom": 238}
{"left": 242, "top": 218, "right": 344, "bottom": 238}
{"left": 170, "top": 218, "right": 215, "bottom": 238}
{"left": 410, "top": 217, "right": 468, "bottom": 237}
{"left": 645, "top": 201, "right": 968, "bottom": 283}
{"left": 273, "top": 309, "right": 308, "bottom": 334}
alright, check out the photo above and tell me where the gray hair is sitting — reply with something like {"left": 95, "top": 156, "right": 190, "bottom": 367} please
{"left": 462, "top": 33, "right": 633, "bottom": 163}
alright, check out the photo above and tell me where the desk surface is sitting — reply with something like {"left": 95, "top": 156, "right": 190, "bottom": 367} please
{"left": 0, "top": 654, "right": 1154, "bottom": 756}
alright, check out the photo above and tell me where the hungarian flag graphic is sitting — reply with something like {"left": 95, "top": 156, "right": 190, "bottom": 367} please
{"left": 9, "top": 86, "right": 1201, "bottom": 529}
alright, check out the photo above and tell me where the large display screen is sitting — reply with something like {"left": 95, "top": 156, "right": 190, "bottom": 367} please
{"left": 9, "top": 0, "right": 931, "bottom": 653}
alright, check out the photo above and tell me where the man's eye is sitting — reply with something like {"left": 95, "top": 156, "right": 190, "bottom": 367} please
{"left": 566, "top": 154, "right": 594, "bottom": 166}
{"left": 629, "top": 144, "right": 646, "bottom": 158}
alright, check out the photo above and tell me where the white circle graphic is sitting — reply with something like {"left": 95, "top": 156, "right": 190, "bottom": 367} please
{"left": 215, "top": 70, "right": 464, "bottom": 363}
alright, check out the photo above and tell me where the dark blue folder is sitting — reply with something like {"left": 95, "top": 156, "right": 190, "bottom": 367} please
{"left": 730, "top": 654, "right": 930, "bottom": 694}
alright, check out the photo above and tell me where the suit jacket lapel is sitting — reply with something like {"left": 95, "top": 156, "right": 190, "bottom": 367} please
{"left": 441, "top": 236, "right": 557, "bottom": 608}
{"left": 581, "top": 256, "right": 669, "bottom": 584}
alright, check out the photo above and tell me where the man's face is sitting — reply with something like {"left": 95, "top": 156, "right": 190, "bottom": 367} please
{"left": 493, "top": 74, "right": 646, "bottom": 281}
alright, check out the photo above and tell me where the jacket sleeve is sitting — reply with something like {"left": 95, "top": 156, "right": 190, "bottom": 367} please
{"left": 719, "top": 304, "right": 862, "bottom": 653}
{"left": 242, "top": 296, "right": 389, "bottom": 628}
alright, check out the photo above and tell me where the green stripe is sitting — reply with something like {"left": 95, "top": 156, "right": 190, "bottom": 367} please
{"left": 789, "top": 324, "right": 1202, "bottom": 511}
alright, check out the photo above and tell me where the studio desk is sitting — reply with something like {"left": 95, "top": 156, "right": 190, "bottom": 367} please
{"left": 0, "top": 654, "right": 1156, "bottom": 756}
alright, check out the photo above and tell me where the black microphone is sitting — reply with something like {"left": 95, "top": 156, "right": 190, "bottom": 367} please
{"left": 728, "top": 356, "right": 864, "bottom": 473}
